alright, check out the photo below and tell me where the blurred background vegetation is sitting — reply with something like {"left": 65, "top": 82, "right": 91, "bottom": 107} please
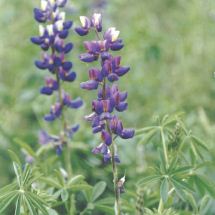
{"left": 0, "top": 0, "right": 215, "bottom": 213}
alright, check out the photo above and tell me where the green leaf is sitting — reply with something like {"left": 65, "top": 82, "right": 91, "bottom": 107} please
{"left": 69, "top": 184, "right": 92, "bottom": 192}
{"left": 170, "top": 166, "right": 192, "bottom": 176}
{"left": 48, "top": 208, "right": 59, "bottom": 215}
{"left": 13, "top": 138, "right": 36, "bottom": 157}
{"left": 8, "top": 150, "right": 21, "bottom": 165}
{"left": 136, "top": 175, "right": 161, "bottom": 186}
{"left": 13, "top": 162, "right": 22, "bottom": 187}
{"left": 160, "top": 178, "right": 169, "bottom": 203}
{"left": 15, "top": 195, "right": 21, "bottom": 215}
{"left": 199, "top": 195, "right": 210, "bottom": 214}
{"left": 135, "top": 126, "right": 158, "bottom": 136}
{"left": 39, "top": 177, "right": 62, "bottom": 189}
{"left": 95, "top": 197, "right": 114, "bottom": 206}
{"left": 0, "top": 182, "right": 17, "bottom": 196}
{"left": 68, "top": 175, "right": 85, "bottom": 186}
{"left": 0, "top": 192, "right": 18, "bottom": 213}
{"left": 138, "top": 128, "right": 158, "bottom": 144}
{"left": 194, "top": 175, "right": 215, "bottom": 198}
{"left": 23, "top": 195, "right": 37, "bottom": 215}
{"left": 95, "top": 205, "right": 114, "bottom": 214}
{"left": 91, "top": 181, "right": 106, "bottom": 202}
{"left": 191, "top": 136, "right": 208, "bottom": 151}
{"left": 185, "top": 192, "right": 198, "bottom": 213}
{"left": 26, "top": 192, "right": 49, "bottom": 215}
{"left": 172, "top": 177, "right": 194, "bottom": 193}
{"left": 22, "top": 164, "right": 32, "bottom": 186}
{"left": 60, "top": 189, "right": 69, "bottom": 202}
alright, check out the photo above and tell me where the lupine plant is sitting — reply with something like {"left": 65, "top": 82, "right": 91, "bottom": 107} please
{"left": 75, "top": 13, "right": 135, "bottom": 214}
{"left": 135, "top": 114, "right": 215, "bottom": 215}
{"left": 31, "top": 0, "right": 83, "bottom": 175}
{"left": 1, "top": 1, "right": 215, "bottom": 215}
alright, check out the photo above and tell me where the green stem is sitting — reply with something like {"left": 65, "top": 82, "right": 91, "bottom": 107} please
{"left": 111, "top": 141, "right": 121, "bottom": 215}
{"left": 158, "top": 127, "right": 169, "bottom": 213}
{"left": 158, "top": 198, "right": 164, "bottom": 214}
{"left": 51, "top": 46, "right": 72, "bottom": 177}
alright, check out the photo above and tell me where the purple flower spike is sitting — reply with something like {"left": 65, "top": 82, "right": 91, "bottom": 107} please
{"left": 77, "top": 13, "right": 134, "bottom": 163}
{"left": 32, "top": 0, "right": 83, "bottom": 154}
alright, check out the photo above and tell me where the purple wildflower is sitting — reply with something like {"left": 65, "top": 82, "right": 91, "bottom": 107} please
{"left": 76, "top": 13, "right": 135, "bottom": 163}
{"left": 32, "top": 0, "right": 83, "bottom": 154}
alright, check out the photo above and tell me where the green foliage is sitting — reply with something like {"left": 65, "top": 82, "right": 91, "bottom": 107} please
{"left": 136, "top": 114, "right": 214, "bottom": 214}
{"left": 0, "top": 162, "right": 53, "bottom": 215}
{"left": 1, "top": 0, "right": 215, "bottom": 214}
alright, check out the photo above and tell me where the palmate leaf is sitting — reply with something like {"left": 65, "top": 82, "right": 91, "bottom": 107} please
{"left": 91, "top": 181, "right": 107, "bottom": 202}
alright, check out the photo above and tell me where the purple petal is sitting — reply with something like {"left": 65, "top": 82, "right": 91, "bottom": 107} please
{"left": 69, "top": 98, "right": 83, "bottom": 109}
{"left": 34, "top": 8, "right": 46, "bottom": 23}
{"left": 101, "top": 130, "right": 112, "bottom": 146}
{"left": 31, "top": 36, "right": 42, "bottom": 45}
{"left": 116, "top": 67, "right": 130, "bottom": 76}
{"left": 64, "top": 43, "right": 73, "bottom": 53}
{"left": 63, "top": 20, "right": 73, "bottom": 29}
{"left": 62, "top": 61, "right": 73, "bottom": 71}
{"left": 110, "top": 41, "right": 124, "bottom": 51}
{"left": 35, "top": 60, "right": 47, "bottom": 70}
{"left": 59, "top": 30, "right": 69, "bottom": 39}
{"left": 40, "top": 86, "right": 53, "bottom": 95}
{"left": 120, "top": 129, "right": 135, "bottom": 139}
{"left": 80, "top": 80, "right": 99, "bottom": 90}
{"left": 80, "top": 53, "right": 97, "bottom": 63}
{"left": 115, "top": 102, "right": 128, "bottom": 112}
{"left": 75, "top": 27, "right": 89, "bottom": 36}
{"left": 38, "top": 130, "right": 50, "bottom": 145}
{"left": 107, "top": 73, "right": 119, "bottom": 82}
{"left": 56, "top": 145, "right": 63, "bottom": 155}
{"left": 44, "top": 114, "right": 55, "bottom": 122}
{"left": 92, "top": 100, "right": 103, "bottom": 114}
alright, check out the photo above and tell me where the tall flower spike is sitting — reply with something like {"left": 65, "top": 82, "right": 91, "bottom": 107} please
{"left": 31, "top": 0, "right": 83, "bottom": 157}
{"left": 76, "top": 13, "right": 134, "bottom": 214}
